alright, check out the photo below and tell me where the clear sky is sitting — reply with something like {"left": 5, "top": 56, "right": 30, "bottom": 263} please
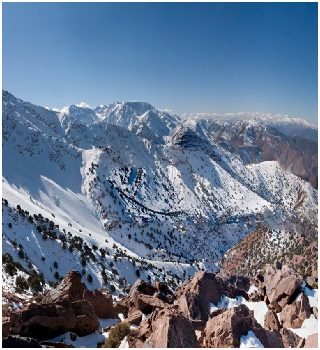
{"left": 2, "top": 2, "right": 318, "bottom": 123}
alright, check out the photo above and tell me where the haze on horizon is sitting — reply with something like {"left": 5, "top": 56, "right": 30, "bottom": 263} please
{"left": 2, "top": 2, "right": 318, "bottom": 124}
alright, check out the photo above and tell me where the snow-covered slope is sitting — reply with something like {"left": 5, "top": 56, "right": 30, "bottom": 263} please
{"left": 2, "top": 90, "right": 318, "bottom": 296}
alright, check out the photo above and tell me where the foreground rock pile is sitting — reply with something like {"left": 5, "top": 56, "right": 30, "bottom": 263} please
{"left": 2, "top": 263, "right": 318, "bottom": 348}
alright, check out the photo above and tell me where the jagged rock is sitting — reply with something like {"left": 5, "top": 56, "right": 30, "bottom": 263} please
{"left": 210, "top": 307, "right": 226, "bottom": 318}
{"left": 312, "top": 306, "right": 318, "bottom": 319}
{"left": 264, "top": 263, "right": 303, "bottom": 312}
{"left": 304, "top": 333, "right": 318, "bottom": 348}
{"left": 280, "top": 328, "right": 304, "bottom": 348}
{"left": 204, "top": 304, "right": 254, "bottom": 347}
{"left": 83, "top": 288, "right": 114, "bottom": 319}
{"left": 130, "top": 279, "right": 157, "bottom": 297}
{"left": 264, "top": 310, "right": 281, "bottom": 330}
{"left": 177, "top": 292, "right": 204, "bottom": 321}
{"left": 126, "top": 310, "right": 143, "bottom": 325}
{"left": 280, "top": 292, "right": 311, "bottom": 328}
{"left": 9, "top": 299, "right": 99, "bottom": 340}
{"left": 176, "top": 271, "right": 223, "bottom": 321}
{"left": 128, "top": 307, "right": 198, "bottom": 348}
{"left": 214, "top": 273, "right": 252, "bottom": 299}
{"left": 2, "top": 335, "right": 42, "bottom": 348}
{"left": 154, "top": 280, "right": 173, "bottom": 296}
{"left": 131, "top": 293, "right": 167, "bottom": 314}
{"left": 42, "top": 270, "right": 86, "bottom": 303}
{"left": 265, "top": 330, "right": 284, "bottom": 348}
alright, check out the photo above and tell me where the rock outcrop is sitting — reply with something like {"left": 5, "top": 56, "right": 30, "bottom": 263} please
{"left": 176, "top": 271, "right": 223, "bottom": 321}
{"left": 264, "top": 263, "right": 303, "bottom": 312}
{"left": 42, "top": 270, "right": 86, "bottom": 303}
{"left": 280, "top": 292, "right": 311, "bottom": 328}
{"left": 129, "top": 307, "right": 198, "bottom": 348}
{"left": 264, "top": 310, "right": 281, "bottom": 331}
{"left": 204, "top": 304, "right": 269, "bottom": 348}
{"left": 9, "top": 299, "right": 99, "bottom": 340}
{"left": 83, "top": 288, "right": 114, "bottom": 319}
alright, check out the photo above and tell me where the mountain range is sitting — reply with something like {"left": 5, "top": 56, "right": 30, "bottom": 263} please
{"left": 2, "top": 90, "right": 318, "bottom": 297}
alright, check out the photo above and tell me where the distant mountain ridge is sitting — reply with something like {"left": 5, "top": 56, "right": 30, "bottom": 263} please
{"left": 183, "top": 112, "right": 318, "bottom": 143}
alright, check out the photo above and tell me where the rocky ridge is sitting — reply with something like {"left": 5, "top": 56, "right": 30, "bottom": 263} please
{"left": 2, "top": 263, "right": 318, "bottom": 348}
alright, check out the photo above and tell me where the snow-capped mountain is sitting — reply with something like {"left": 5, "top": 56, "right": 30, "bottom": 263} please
{"left": 2, "top": 90, "right": 318, "bottom": 295}
{"left": 183, "top": 112, "right": 318, "bottom": 143}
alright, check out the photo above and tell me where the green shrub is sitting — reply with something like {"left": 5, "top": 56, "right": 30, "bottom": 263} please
{"left": 102, "top": 322, "right": 130, "bottom": 348}
{"left": 16, "top": 275, "right": 29, "bottom": 290}
{"left": 5, "top": 262, "right": 17, "bottom": 276}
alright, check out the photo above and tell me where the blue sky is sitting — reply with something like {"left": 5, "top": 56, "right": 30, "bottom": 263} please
{"left": 2, "top": 2, "right": 318, "bottom": 123}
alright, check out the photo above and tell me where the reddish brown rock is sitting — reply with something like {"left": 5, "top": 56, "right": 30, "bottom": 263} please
{"left": 265, "top": 330, "right": 284, "bottom": 348}
{"left": 43, "top": 270, "right": 87, "bottom": 303}
{"left": 83, "top": 288, "right": 114, "bottom": 319}
{"left": 204, "top": 304, "right": 254, "bottom": 347}
{"left": 304, "top": 333, "right": 318, "bottom": 348}
{"left": 280, "top": 292, "right": 311, "bottom": 328}
{"left": 9, "top": 299, "right": 99, "bottom": 340}
{"left": 264, "top": 310, "right": 281, "bottom": 331}
{"left": 264, "top": 263, "right": 303, "bottom": 312}
{"left": 176, "top": 271, "right": 223, "bottom": 321}
{"left": 131, "top": 292, "right": 167, "bottom": 314}
{"left": 280, "top": 328, "right": 304, "bottom": 348}
{"left": 126, "top": 309, "right": 143, "bottom": 325}
{"left": 129, "top": 307, "right": 198, "bottom": 348}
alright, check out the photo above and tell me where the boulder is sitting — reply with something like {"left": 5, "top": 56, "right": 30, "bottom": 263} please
{"left": 304, "top": 333, "right": 318, "bottom": 348}
{"left": 280, "top": 292, "right": 311, "bottom": 328}
{"left": 126, "top": 310, "right": 143, "bottom": 325}
{"left": 128, "top": 307, "right": 198, "bottom": 348}
{"left": 264, "top": 310, "right": 281, "bottom": 331}
{"left": 265, "top": 330, "right": 284, "bottom": 348}
{"left": 176, "top": 271, "right": 223, "bottom": 321}
{"left": 264, "top": 263, "right": 303, "bottom": 312}
{"left": 131, "top": 293, "right": 167, "bottom": 314}
{"left": 9, "top": 299, "right": 99, "bottom": 340}
{"left": 2, "top": 335, "right": 42, "bottom": 348}
{"left": 204, "top": 304, "right": 254, "bottom": 348}
{"left": 83, "top": 288, "right": 114, "bottom": 319}
{"left": 42, "top": 270, "right": 86, "bottom": 304}
{"left": 280, "top": 328, "right": 304, "bottom": 348}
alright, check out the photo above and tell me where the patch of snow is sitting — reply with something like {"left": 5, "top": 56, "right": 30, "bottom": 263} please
{"left": 248, "top": 285, "right": 258, "bottom": 295}
{"left": 76, "top": 102, "right": 91, "bottom": 108}
{"left": 240, "top": 330, "right": 264, "bottom": 348}
{"left": 119, "top": 336, "right": 129, "bottom": 348}
{"left": 118, "top": 313, "right": 125, "bottom": 322}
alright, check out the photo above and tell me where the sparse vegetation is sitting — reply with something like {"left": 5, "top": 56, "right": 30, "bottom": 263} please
{"left": 101, "top": 322, "right": 130, "bottom": 348}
